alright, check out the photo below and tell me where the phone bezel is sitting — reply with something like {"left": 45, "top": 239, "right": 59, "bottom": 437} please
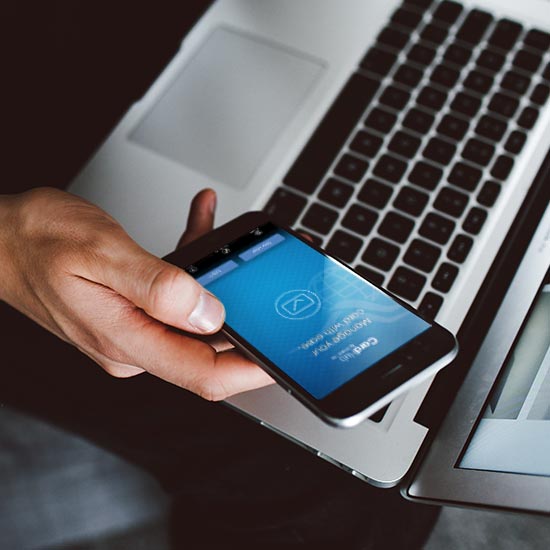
{"left": 164, "top": 211, "right": 458, "bottom": 427}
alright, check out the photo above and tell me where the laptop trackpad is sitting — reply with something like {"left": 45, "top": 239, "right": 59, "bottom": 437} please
{"left": 130, "top": 27, "right": 324, "bottom": 189}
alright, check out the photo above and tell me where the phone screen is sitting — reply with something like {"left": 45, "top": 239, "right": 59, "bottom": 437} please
{"left": 191, "top": 224, "right": 430, "bottom": 400}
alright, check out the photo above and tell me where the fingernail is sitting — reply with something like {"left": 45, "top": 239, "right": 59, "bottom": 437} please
{"left": 188, "top": 291, "right": 225, "bottom": 332}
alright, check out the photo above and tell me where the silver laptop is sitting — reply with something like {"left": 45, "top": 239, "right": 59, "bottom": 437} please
{"left": 405, "top": 196, "right": 550, "bottom": 513}
{"left": 69, "top": 0, "right": 550, "bottom": 491}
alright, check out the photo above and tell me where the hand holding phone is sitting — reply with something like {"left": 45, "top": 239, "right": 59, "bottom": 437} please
{"left": 165, "top": 212, "right": 458, "bottom": 428}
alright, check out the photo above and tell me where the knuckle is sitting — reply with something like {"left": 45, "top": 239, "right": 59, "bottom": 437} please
{"left": 94, "top": 331, "right": 133, "bottom": 366}
{"left": 76, "top": 323, "right": 131, "bottom": 367}
{"left": 100, "top": 359, "right": 141, "bottom": 379}
{"left": 192, "top": 370, "right": 229, "bottom": 402}
{"left": 195, "top": 380, "right": 228, "bottom": 402}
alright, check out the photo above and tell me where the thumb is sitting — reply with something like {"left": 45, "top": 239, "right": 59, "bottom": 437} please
{"left": 96, "top": 239, "right": 225, "bottom": 334}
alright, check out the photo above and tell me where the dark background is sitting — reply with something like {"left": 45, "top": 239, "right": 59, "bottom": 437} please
{"left": 7, "top": 1, "right": 210, "bottom": 194}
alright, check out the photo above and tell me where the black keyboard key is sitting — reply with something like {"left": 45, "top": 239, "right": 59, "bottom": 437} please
{"left": 434, "top": 187, "right": 469, "bottom": 217}
{"left": 448, "top": 234, "right": 473, "bottom": 263}
{"left": 388, "top": 131, "right": 421, "bottom": 158}
{"left": 504, "top": 130, "right": 527, "bottom": 154}
{"left": 408, "top": 160, "right": 443, "bottom": 190}
{"left": 463, "top": 70, "right": 494, "bottom": 94}
{"left": 419, "top": 212, "right": 455, "bottom": 244}
{"left": 403, "top": 108, "right": 435, "bottom": 134}
{"left": 501, "top": 71, "right": 531, "bottom": 96}
{"left": 430, "top": 64, "right": 460, "bottom": 89}
{"left": 488, "top": 19, "right": 522, "bottom": 51}
{"left": 358, "top": 179, "right": 393, "bottom": 209}
{"left": 388, "top": 267, "right": 427, "bottom": 301}
{"left": 302, "top": 202, "right": 338, "bottom": 234}
{"left": 318, "top": 178, "right": 354, "bottom": 208}
{"left": 373, "top": 154, "right": 407, "bottom": 183}
{"left": 432, "top": 1, "right": 463, "bottom": 26}
{"left": 437, "top": 114, "right": 469, "bottom": 141}
{"left": 513, "top": 49, "right": 542, "bottom": 74}
{"left": 379, "top": 86, "right": 411, "bottom": 111}
{"left": 342, "top": 204, "right": 378, "bottom": 235}
{"left": 544, "top": 62, "right": 550, "bottom": 81}
{"left": 391, "top": 7, "right": 423, "bottom": 30}
{"left": 365, "top": 107, "right": 397, "bottom": 133}
{"left": 423, "top": 137, "right": 456, "bottom": 165}
{"left": 326, "top": 230, "right": 362, "bottom": 263}
{"left": 408, "top": 44, "right": 437, "bottom": 67}
{"left": 361, "top": 48, "right": 397, "bottom": 77}
{"left": 488, "top": 92, "right": 519, "bottom": 118}
{"left": 531, "top": 84, "right": 550, "bottom": 106}
{"left": 418, "top": 292, "right": 443, "bottom": 319}
{"left": 475, "top": 115, "right": 507, "bottom": 142}
{"left": 432, "top": 263, "right": 459, "bottom": 293}
{"left": 363, "top": 238, "right": 400, "bottom": 271}
{"left": 444, "top": 43, "right": 472, "bottom": 68}
{"left": 448, "top": 161, "right": 482, "bottom": 191}
{"left": 463, "top": 206, "right": 487, "bottom": 234}
{"left": 355, "top": 265, "right": 385, "bottom": 287}
{"left": 461, "top": 138, "right": 495, "bottom": 167}
{"left": 379, "top": 211, "right": 415, "bottom": 243}
{"left": 334, "top": 153, "right": 369, "bottom": 182}
{"left": 421, "top": 23, "right": 448, "bottom": 46}
{"left": 523, "top": 29, "right": 550, "bottom": 52}
{"left": 264, "top": 188, "right": 307, "bottom": 226}
{"left": 285, "top": 74, "right": 379, "bottom": 194}
{"left": 491, "top": 155, "right": 514, "bottom": 180}
{"left": 476, "top": 49, "right": 505, "bottom": 73}
{"left": 394, "top": 64, "right": 424, "bottom": 88}
{"left": 404, "top": 0, "right": 434, "bottom": 9}
{"left": 477, "top": 181, "right": 501, "bottom": 207}
{"left": 394, "top": 186, "right": 429, "bottom": 217}
{"left": 417, "top": 86, "right": 447, "bottom": 111}
{"left": 350, "top": 130, "right": 383, "bottom": 158}
{"left": 404, "top": 239, "right": 441, "bottom": 272}
{"left": 378, "top": 26, "right": 409, "bottom": 50}
{"left": 517, "top": 106, "right": 539, "bottom": 130}
{"left": 450, "top": 92, "right": 481, "bottom": 117}
{"left": 456, "top": 10, "right": 492, "bottom": 44}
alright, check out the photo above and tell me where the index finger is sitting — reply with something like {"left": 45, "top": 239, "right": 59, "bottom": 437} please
{"left": 118, "top": 317, "right": 274, "bottom": 400}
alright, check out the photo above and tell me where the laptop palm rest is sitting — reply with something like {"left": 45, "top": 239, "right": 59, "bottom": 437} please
{"left": 130, "top": 27, "right": 324, "bottom": 190}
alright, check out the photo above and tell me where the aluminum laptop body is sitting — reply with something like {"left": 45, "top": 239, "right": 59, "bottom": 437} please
{"left": 69, "top": 0, "right": 550, "bottom": 487}
{"left": 405, "top": 185, "right": 550, "bottom": 514}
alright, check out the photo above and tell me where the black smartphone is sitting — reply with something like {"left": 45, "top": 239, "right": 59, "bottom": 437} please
{"left": 165, "top": 211, "right": 458, "bottom": 428}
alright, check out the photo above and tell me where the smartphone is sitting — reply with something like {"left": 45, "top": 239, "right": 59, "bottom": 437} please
{"left": 165, "top": 211, "right": 458, "bottom": 428}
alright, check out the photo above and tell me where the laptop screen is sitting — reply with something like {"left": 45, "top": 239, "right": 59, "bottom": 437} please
{"left": 459, "top": 270, "right": 550, "bottom": 477}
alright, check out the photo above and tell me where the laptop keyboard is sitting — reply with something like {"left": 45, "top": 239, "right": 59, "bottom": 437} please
{"left": 264, "top": 0, "right": 550, "bottom": 322}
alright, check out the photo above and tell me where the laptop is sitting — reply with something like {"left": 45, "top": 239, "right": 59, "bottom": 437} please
{"left": 68, "top": 0, "right": 550, "bottom": 511}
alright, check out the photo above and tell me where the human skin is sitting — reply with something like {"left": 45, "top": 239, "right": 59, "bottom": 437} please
{"left": 0, "top": 187, "right": 273, "bottom": 400}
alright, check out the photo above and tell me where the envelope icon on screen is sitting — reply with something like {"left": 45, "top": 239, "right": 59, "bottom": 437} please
{"left": 281, "top": 293, "right": 315, "bottom": 316}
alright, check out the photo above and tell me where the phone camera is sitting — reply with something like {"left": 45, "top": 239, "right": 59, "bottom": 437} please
{"left": 187, "top": 265, "right": 198, "bottom": 274}
{"left": 251, "top": 228, "right": 263, "bottom": 236}
{"left": 220, "top": 246, "right": 231, "bottom": 255}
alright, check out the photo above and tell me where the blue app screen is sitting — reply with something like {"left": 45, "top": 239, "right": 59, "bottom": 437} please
{"left": 197, "top": 230, "right": 430, "bottom": 400}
